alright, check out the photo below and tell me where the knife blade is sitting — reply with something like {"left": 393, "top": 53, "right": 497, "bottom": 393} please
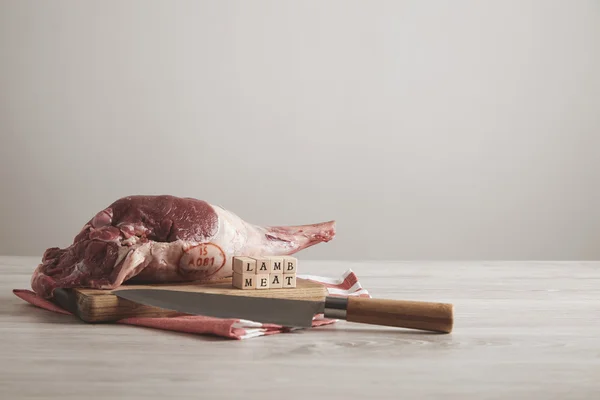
{"left": 112, "top": 289, "right": 454, "bottom": 333}
{"left": 113, "top": 289, "right": 323, "bottom": 328}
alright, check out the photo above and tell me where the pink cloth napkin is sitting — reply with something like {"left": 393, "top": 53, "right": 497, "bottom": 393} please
{"left": 13, "top": 269, "right": 370, "bottom": 340}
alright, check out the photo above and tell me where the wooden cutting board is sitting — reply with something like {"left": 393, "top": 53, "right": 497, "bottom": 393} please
{"left": 52, "top": 277, "right": 328, "bottom": 323}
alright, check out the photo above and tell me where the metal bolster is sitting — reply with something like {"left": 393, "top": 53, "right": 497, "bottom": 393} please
{"left": 323, "top": 297, "right": 348, "bottom": 320}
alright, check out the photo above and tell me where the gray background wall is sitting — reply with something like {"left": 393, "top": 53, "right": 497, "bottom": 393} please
{"left": 1, "top": 0, "right": 599, "bottom": 260}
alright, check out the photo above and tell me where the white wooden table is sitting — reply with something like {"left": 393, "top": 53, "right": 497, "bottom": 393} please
{"left": 2, "top": 256, "right": 599, "bottom": 399}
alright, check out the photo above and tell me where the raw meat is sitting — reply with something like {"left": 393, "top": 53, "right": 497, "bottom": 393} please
{"left": 31, "top": 195, "right": 336, "bottom": 298}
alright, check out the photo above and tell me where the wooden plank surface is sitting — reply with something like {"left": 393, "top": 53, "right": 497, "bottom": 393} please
{"left": 2, "top": 256, "right": 599, "bottom": 399}
{"left": 53, "top": 277, "right": 327, "bottom": 323}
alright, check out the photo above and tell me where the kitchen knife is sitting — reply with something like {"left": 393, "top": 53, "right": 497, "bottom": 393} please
{"left": 112, "top": 289, "right": 454, "bottom": 333}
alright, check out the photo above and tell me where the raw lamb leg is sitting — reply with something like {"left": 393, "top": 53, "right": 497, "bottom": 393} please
{"left": 31, "top": 195, "right": 336, "bottom": 298}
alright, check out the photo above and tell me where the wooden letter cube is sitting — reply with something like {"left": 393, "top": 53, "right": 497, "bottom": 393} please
{"left": 269, "top": 257, "right": 284, "bottom": 273}
{"left": 233, "top": 257, "right": 256, "bottom": 274}
{"left": 233, "top": 272, "right": 256, "bottom": 290}
{"left": 283, "top": 274, "right": 296, "bottom": 289}
{"left": 255, "top": 274, "right": 270, "bottom": 290}
{"left": 253, "top": 257, "right": 271, "bottom": 274}
{"left": 270, "top": 273, "right": 283, "bottom": 289}
{"left": 283, "top": 257, "right": 297, "bottom": 274}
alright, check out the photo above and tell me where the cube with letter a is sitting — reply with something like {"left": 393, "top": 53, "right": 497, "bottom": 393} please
{"left": 270, "top": 273, "right": 283, "bottom": 288}
{"left": 253, "top": 257, "right": 271, "bottom": 274}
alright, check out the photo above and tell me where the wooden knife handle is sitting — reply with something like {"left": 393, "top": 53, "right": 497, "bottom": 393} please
{"left": 325, "top": 296, "right": 454, "bottom": 333}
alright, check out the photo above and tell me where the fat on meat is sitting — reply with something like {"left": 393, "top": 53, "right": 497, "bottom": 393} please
{"left": 32, "top": 195, "right": 336, "bottom": 298}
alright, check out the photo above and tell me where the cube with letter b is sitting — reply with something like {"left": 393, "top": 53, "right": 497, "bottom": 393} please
{"left": 283, "top": 256, "right": 297, "bottom": 274}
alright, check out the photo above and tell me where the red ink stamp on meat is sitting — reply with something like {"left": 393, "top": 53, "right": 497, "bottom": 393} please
{"left": 179, "top": 243, "right": 226, "bottom": 278}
